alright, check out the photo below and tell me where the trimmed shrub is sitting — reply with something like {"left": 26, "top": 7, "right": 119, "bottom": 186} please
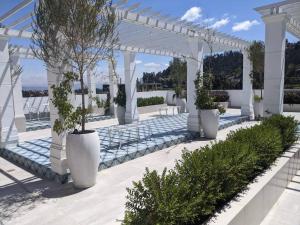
{"left": 123, "top": 115, "right": 298, "bottom": 225}
{"left": 284, "top": 91, "right": 300, "bottom": 105}
{"left": 137, "top": 96, "right": 164, "bottom": 107}
{"left": 262, "top": 114, "right": 298, "bottom": 150}
{"left": 211, "top": 91, "right": 229, "bottom": 102}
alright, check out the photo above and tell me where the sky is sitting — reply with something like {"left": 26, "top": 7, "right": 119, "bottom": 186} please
{"left": 0, "top": 0, "right": 299, "bottom": 89}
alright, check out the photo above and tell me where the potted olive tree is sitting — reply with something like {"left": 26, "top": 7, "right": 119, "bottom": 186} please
{"left": 171, "top": 58, "right": 187, "bottom": 113}
{"left": 248, "top": 41, "right": 264, "bottom": 119}
{"left": 31, "top": 0, "right": 118, "bottom": 188}
{"left": 114, "top": 84, "right": 126, "bottom": 125}
{"left": 195, "top": 72, "right": 225, "bottom": 139}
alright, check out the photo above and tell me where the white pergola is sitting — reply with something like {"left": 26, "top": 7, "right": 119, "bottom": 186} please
{"left": 255, "top": 0, "right": 300, "bottom": 116}
{"left": 0, "top": 0, "right": 253, "bottom": 175}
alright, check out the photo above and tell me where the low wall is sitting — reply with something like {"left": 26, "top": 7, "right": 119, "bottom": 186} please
{"left": 209, "top": 142, "right": 300, "bottom": 225}
{"left": 283, "top": 104, "right": 300, "bottom": 112}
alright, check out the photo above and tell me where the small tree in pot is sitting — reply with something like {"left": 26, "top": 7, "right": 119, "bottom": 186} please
{"left": 31, "top": 0, "right": 118, "bottom": 188}
{"left": 114, "top": 84, "right": 126, "bottom": 125}
{"left": 170, "top": 58, "right": 187, "bottom": 113}
{"left": 247, "top": 41, "right": 264, "bottom": 119}
{"left": 195, "top": 71, "right": 225, "bottom": 139}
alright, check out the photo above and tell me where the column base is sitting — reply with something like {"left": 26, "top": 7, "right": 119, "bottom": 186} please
{"left": 187, "top": 112, "right": 201, "bottom": 133}
{"left": 125, "top": 111, "right": 139, "bottom": 124}
{"left": 241, "top": 105, "right": 255, "bottom": 120}
{"left": 15, "top": 116, "right": 26, "bottom": 132}
{"left": 0, "top": 126, "right": 19, "bottom": 149}
{"left": 50, "top": 143, "right": 68, "bottom": 175}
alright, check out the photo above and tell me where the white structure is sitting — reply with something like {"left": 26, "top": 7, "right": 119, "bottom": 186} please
{"left": 0, "top": 0, "right": 253, "bottom": 175}
{"left": 256, "top": 0, "right": 300, "bottom": 116}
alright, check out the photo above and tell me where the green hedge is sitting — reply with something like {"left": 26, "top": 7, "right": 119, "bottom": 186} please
{"left": 123, "top": 115, "right": 298, "bottom": 225}
{"left": 137, "top": 96, "right": 164, "bottom": 107}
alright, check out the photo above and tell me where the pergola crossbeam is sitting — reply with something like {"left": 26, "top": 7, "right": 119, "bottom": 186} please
{"left": 0, "top": 0, "right": 33, "bottom": 23}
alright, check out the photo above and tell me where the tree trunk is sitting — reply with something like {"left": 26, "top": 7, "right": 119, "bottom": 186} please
{"left": 80, "top": 76, "right": 85, "bottom": 132}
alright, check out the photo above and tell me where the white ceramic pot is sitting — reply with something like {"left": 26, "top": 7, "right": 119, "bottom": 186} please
{"left": 116, "top": 106, "right": 126, "bottom": 125}
{"left": 176, "top": 98, "right": 186, "bottom": 113}
{"left": 66, "top": 130, "right": 100, "bottom": 188}
{"left": 217, "top": 102, "right": 229, "bottom": 109}
{"left": 254, "top": 101, "right": 263, "bottom": 118}
{"left": 200, "top": 109, "right": 220, "bottom": 139}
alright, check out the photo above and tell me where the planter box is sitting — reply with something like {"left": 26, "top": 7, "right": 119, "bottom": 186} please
{"left": 283, "top": 104, "right": 300, "bottom": 112}
{"left": 208, "top": 141, "right": 300, "bottom": 225}
{"left": 138, "top": 104, "right": 167, "bottom": 114}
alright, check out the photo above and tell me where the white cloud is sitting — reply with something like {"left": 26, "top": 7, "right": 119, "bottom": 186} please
{"left": 210, "top": 18, "right": 230, "bottom": 29}
{"left": 144, "top": 62, "right": 162, "bottom": 69}
{"left": 232, "top": 20, "right": 259, "bottom": 32}
{"left": 181, "top": 7, "right": 202, "bottom": 22}
{"left": 135, "top": 60, "right": 142, "bottom": 64}
{"left": 203, "top": 17, "right": 215, "bottom": 24}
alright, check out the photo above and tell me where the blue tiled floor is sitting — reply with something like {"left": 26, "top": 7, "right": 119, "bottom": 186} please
{"left": 1, "top": 113, "right": 248, "bottom": 182}
{"left": 26, "top": 115, "right": 112, "bottom": 131}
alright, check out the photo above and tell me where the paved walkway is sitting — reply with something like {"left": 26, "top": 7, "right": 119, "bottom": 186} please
{"left": 260, "top": 171, "right": 300, "bottom": 225}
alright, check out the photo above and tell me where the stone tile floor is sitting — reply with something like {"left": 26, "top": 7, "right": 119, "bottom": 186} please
{"left": 26, "top": 115, "right": 112, "bottom": 131}
{"left": 2, "top": 113, "right": 248, "bottom": 182}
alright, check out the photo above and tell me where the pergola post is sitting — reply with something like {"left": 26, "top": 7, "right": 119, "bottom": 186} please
{"left": 241, "top": 51, "right": 254, "bottom": 120}
{"left": 47, "top": 65, "right": 69, "bottom": 175}
{"left": 0, "top": 37, "right": 19, "bottom": 148}
{"left": 263, "top": 13, "right": 287, "bottom": 116}
{"left": 87, "top": 66, "right": 97, "bottom": 109}
{"left": 187, "top": 38, "right": 203, "bottom": 133}
{"left": 123, "top": 51, "right": 139, "bottom": 123}
{"left": 10, "top": 54, "right": 26, "bottom": 132}
{"left": 109, "top": 58, "right": 118, "bottom": 117}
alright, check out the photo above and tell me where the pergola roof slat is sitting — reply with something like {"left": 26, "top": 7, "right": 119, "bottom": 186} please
{"left": 0, "top": 0, "right": 33, "bottom": 23}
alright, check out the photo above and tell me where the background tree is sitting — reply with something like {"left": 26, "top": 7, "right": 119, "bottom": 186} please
{"left": 31, "top": 0, "right": 118, "bottom": 133}
{"left": 169, "top": 58, "right": 187, "bottom": 97}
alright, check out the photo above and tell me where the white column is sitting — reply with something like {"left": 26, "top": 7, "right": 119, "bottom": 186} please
{"left": 124, "top": 51, "right": 139, "bottom": 123}
{"left": 47, "top": 65, "right": 68, "bottom": 175}
{"left": 187, "top": 38, "right": 203, "bottom": 133}
{"left": 10, "top": 55, "right": 26, "bottom": 132}
{"left": 241, "top": 51, "right": 254, "bottom": 120}
{"left": 87, "top": 67, "right": 97, "bottom": 109}
{"left": 109, "top": 59, "right": 118, "bottom": 117}
{"left": 263, "top": 14, "right": 287, "bottom": 116}
{"left": 0, "top": 37, "right": 19, "bottom": 148}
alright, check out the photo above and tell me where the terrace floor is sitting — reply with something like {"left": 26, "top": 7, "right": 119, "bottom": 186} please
{"left": 1, "top": 110, "right": 248, "bottom": 182}
{"left": 1, "top": 109, "right": 299, "bottom": 225}
{"left": 0, "top": 115, "right": 257, "bottom": 225}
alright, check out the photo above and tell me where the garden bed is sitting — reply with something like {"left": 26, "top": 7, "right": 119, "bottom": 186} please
{"left": 208, "top": 141, "right": 300, "bottom": 225}
{"left": 122, "top": 115, "right": 299, "bottom": 225}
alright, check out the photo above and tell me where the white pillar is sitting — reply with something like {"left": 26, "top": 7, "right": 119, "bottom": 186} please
{"left": 263, "top": 14, "right": 287, "bottom": 116}
{"left": 109, "top": 59, "right": 118, "bottom": 117}
{"left": 10, "top": 55, "right": 26, "bottom": 132}
{"left": 241, "top": 51, "right": 254, "bottom": 120}
{"left": 187, "top": 38, "right": 203, "bottom": 133}
{"left": 47, "top": 65, "right": 68, "bottom": 175}
{"left": 0, "top": 37, "right": 19, "bottom": 148}
{"left": 123, "top": 51, "right": 139, "bottom": 123}
{"left": 87, "top": 67, "right": 97, "bottom": 109}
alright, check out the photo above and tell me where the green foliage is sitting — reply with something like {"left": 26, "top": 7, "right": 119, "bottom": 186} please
{"left": 194, "top": 71, "right": 225, "bottom": 114}
{"left": 211, "top": 91, "right": 229, "bottom": 102}
{"left": 123, "top": 115, "right": 298, "bottom": 225}
{"left": 114, "top": 85, "right": 126, "bottom": 107}
{"left": 51, "top": 72, "right": 82, "bottom": 135}
{"left": 262, "top": 115, "right": 298, "bottom": 150}
{"left": 284, "top": 91, "right": 300, "bottom": 105}
{"left": 137, "top": 97, "right": 164, "bottom": 107}
{"left": 254, "top": 95, "right": 263, "bottom": 102}
{"left": 32, "top": 0, "right": 118, "bottom": 132}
